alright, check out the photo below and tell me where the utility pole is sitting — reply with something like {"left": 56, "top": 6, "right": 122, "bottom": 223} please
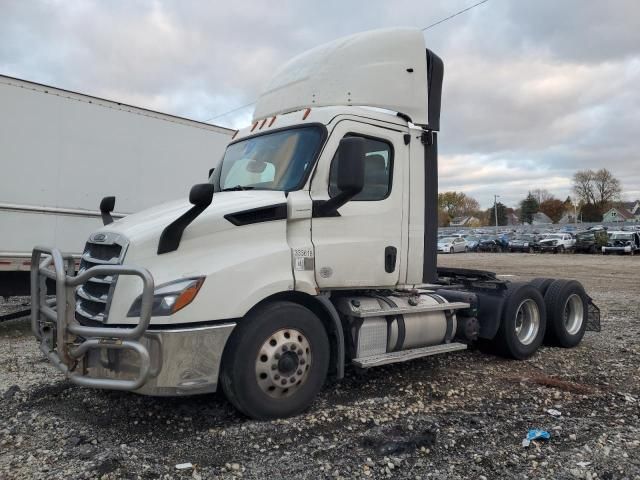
{"left": 494, "top": 194, "right": 500, "bottom": 233}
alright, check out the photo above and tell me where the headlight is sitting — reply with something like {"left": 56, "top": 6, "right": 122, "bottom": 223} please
{"left": 127, "top": 277, "right": 205, "bottom": 317}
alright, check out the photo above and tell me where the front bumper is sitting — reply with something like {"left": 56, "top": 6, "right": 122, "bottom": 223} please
{"left": 31, "top": 247, "right": 235, "bottom": 396}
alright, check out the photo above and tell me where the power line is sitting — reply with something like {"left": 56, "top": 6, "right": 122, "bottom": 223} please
{"left": 203, "top": 0, "right": 490, "bottom": 124}
{"left": 202, "top": 100, "right": 257, "bottom": 122}
{"left": 421, "top": 0, "right": 490, "bottom": 31}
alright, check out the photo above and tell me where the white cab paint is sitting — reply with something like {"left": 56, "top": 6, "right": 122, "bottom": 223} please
{"left": 99, "top": 191, "right": 294, "bottom": 324}
{"left": 253, "top": 28, "right": 430, "bottom": 125}
{"left": 309, "top": 118, "right": 409, "bottom": 288}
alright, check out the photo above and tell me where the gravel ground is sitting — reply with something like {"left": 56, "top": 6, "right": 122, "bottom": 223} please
{"left": 1, "top": 253, "right": 639, "bottom": 479}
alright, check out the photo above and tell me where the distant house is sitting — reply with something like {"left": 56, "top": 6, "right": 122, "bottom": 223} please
{"left": 622, "top": 200, "right": 640, "bottom": 216}
{"left": 532, "top": 212, "right": 553, "bottom": 225}
{"left": 450, "top": 216, "right": 480, "bottom": 227}
{"left": 602, "top": 207, "right": 635, "bottom": 223}
{"left": 506, "top": 212, "right": 519, "bottom": 226}
{"left": 558, "top": 211, "right": 577, "bottom": 224}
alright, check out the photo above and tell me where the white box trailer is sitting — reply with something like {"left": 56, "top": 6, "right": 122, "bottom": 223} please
{"left": 0, "top": 75, "right": 233, "bottom": 297}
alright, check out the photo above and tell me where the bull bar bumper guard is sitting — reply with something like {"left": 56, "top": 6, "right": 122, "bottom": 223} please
{"left": 31, "top": 246, "right": 154, "bottom": 391}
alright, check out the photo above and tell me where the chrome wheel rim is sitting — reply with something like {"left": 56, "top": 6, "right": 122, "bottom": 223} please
{"left": 563, "top": 294, "right": 584, "bottom": 335}
{"left": 255, "top": 328, "right": 311, "bottom": 398}
{"left": 514, "top": 299, "right": 540, "bottom": 345}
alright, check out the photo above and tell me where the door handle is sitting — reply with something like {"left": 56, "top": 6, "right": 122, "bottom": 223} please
{"left": 385, "top": 246, "right": 397, "bottom": 273}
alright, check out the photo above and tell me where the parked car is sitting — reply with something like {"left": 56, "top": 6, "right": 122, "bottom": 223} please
{"left": 602, "top": 231, "right": 640, "bottom": 255}
{"left": 463, "top": 235, "right": 480, "bottom": 252}
{"left": 538, "top": 233, "right": 575, "bottom": 253}
{"left": 574, "top": 230, "right": 608, "bottom": 254}
{"left": 477, "top": 235, "right": 506, "bottom": 253}
{"left": 437, "top": 236, "right": 467, "bottom": 253}
{"left": 508, "top": 234, "right": 538, "bottom": 253}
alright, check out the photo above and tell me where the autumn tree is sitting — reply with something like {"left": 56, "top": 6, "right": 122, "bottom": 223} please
{"left": 539, "top": 198, "right": 565, "bottom": 223}
{"left": 531, "top": 188, "right": 554, "bottom": 204}
{"left": 572, "top": 169, "right": 622, "bottom": 212}
{"left": 580, "top": 202, "right": 603, "bottom": 222}
{"left": 519, "top": 192, "right": 540, "bottom": 224}
{"left": 438, "top": 191, "right": 481, "bottom": 221}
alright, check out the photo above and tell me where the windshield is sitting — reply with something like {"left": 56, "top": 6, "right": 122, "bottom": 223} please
{"left": 547, "top": 234, "right": 563, "bottom": 239}
{"left": 215, "top": 126, "right": 324, "bottom": 192}
{"left": 439, "top": 237, "right": 455, "bottom": 243}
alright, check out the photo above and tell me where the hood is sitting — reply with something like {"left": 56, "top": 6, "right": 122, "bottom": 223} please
{"left": 94, "top": 190, "right": 287, "bottom": 255}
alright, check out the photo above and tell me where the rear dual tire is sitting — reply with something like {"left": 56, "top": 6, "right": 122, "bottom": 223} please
{"left": 493, "top": 283, "right": 546, "bottom": 359}
{"left": 543, "top": 280, "right": 588, "bottom": 348}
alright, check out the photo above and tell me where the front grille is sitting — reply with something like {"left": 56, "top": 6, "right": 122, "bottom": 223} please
{"left": 75, "top": 234, "right": 127, "bottom": 324}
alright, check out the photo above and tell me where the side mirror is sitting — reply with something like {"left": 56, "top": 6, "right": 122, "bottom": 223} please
{"left": 100, "top": 196, "right": 116, "bottom": 225}
{"left": 208, "top": 167, "right": 215, "bottom": 179}
{"left": 189, "top": 183, "right": 214, "bottom": 207}
{"left": 313, "top": 137, "right": 366, "bottom": 217}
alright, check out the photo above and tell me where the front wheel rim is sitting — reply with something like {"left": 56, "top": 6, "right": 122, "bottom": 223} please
{"left": 514, "top": 299, "right": 541, "bottom": 345}
{"left": 255, "top": 328, "right": 312, "bottom": 398}
{"left": 563, "top": 294, "right": 584, "bottom": 335}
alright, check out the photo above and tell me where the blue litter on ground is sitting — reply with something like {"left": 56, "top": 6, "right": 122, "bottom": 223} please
{"left": 522, "top": 429, "right": 551, "bottom": 447}
{"left": 527, "top": 429, "right": 551, "bottom": 441}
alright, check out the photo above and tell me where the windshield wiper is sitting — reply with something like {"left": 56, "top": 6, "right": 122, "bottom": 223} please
{"left": 221, "top": 185, "right": 255, "bottom": 192}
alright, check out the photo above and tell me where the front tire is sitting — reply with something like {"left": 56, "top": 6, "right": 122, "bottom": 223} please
{"left": 544, "top": 280, "right": 588, "bottom": 348}
{"left": 220, "top": 301, "right": 330, "bottom": 419}
{"left": 493, "top": 283, "right": 546, "bottom": 359}
{"left": 450, "top": 247, "right": 454, "bottom": 254}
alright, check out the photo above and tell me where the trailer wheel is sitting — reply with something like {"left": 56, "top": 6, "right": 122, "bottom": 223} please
{"left": 544, "top": 280, "right": 588, "bottom": 348}
{"left": 530, "top": 278, "right": 554, "bottom": 296}
{"left": 494, "top": 284, "right": 546, "bottom": 359}
{"left": 220, "top": 301, "right": 329, "bottom": 419}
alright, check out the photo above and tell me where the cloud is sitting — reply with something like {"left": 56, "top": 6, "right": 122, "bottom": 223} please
{"left": 1, "top": 0, "right": 638, "bottom": 208}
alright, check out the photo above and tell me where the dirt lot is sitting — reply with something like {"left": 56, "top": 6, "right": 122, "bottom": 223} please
{"left": 1, "top": 253, "right": 639, "bottom": 479}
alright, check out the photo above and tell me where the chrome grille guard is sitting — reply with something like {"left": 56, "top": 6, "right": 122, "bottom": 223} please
{"left": 31, "top": 246, "right": 155, "bottom": 391}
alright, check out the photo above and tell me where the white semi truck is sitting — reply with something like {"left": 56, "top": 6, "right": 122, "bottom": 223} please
{"left": 0, "top": 74, "right": 232, "bottom": 302}
{"left": 30, "top": 28, "right": 599, "bottom": 419}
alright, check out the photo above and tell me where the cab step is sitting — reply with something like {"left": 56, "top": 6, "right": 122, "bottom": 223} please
{"left": 352, "top": 342, "right": 467, "bottom": 368}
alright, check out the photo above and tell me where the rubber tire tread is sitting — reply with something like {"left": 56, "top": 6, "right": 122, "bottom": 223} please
{"left": 220, "top": 301, "right": 329, "bottom": 420}
{"left": 493, "top": 283, "right": 546, "bottom": 360}
{"left": 530, "top": 278, "right": 554, "bottom": 296}
{"left": 543, "top": 279, "right": 588, "bottom": 348}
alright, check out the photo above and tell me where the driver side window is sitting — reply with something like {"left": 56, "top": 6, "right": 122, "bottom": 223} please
{"left": 328, "top": 135, "right": 393, "bottom": 201}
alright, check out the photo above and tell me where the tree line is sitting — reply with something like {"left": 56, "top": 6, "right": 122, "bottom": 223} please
{"left": 438, "top": 168, "right": 626, "bottom": 227}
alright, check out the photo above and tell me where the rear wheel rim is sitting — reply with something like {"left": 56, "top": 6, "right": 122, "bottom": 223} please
{"left": 563, "top": 294, "right": 584, "bottom": 335}
{"left": 255, "top": 328, "right": 311, "bottom": 398}
{"left": 514, "top": 299, "right": 540, "bottom": 345}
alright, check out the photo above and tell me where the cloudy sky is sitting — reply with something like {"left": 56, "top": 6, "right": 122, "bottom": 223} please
{"left": 2, "top": 0, "right": 639, "bottom": 208}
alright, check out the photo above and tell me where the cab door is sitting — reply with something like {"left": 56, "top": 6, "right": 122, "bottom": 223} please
{"left": 310, "top": 121, "right": 407, "bottom": 288}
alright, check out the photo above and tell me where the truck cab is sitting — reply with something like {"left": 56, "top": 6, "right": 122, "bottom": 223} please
{"left": 31, "top": 28, "right": 599, "bottom": 419}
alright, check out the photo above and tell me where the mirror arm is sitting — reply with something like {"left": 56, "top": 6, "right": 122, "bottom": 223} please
{"left": 157, "top": 204, "right": 208, "bottom": 254}
{"left": 312, "top": 189, "right": 360, "bottom": 217}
